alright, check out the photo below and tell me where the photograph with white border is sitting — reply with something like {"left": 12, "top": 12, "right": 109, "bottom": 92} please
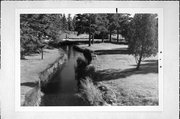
{"left": 15, "top": 8, "right": 163, "bottom": 111}
{"left": 1, "top": 1, "right": 179, "bottom": 119}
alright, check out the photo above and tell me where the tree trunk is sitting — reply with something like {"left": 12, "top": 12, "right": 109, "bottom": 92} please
{"left": 92, "top": 34, "right": 94, "bottom": 44}
{"left": 102, "top": 35, "right": 104, "bottom": 42}
{"left": 21, "top": 51, "right": 25, "bottom": 59}
{"left": 88, "top": 15, "right": 91, "bottom": 47}
{"left": 109, "top": 31, "right": 112, "bottom": 42}
{"left": 136, "top": 50, "right": 143, "bottom": 70}
{"left": 41, "top": 48, "right": 43, "bottom": 60}
{"left": 117, "top": 29, "right": 119, "bottom": 43}
{"left": 89, "top": 34, "right": 91, "bottom": 46}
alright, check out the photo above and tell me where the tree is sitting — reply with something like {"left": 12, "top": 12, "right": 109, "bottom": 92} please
{"left": 127, "top": 14, "right": 158, "bottom": 70}
{"left": 118, "top": 14, "right": 131, "bottom": 42}
{"left": 107, "top": 14, "right": 116, "bottom": 42}
{"left": 62, "top": 14, "right": 68, "bottom": 31}
{"left": 112, "top": 14, "right": 121, "bottom": 42}
{"left": 44, "top": 14, "right": 63, "bottom": 41}
{"left": 72, "top": 16, "right": 77, "bottom": 32}
{"left": 20, "top": 14, "right": 48, "bottom": 59}
{"left": 74, "top": 14, "right": 96, "bottom": 46}
{"left": 67, "top": 14, "right": 74, "bottom": 31}
{"left": 106, "top": 13, "right": 130, "bottom": 43}
{"left": 20, "top": 14, "right": 64, "bottom": 59}
{"left": 96, "top": 14, "right": 109, "bottom": 42}
{"left": 114, "top": 14, "right": 131, "bottom": 42}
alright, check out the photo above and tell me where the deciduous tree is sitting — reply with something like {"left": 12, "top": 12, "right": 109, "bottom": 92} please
{"left": 96, "top": 14, "right": 109, "bottom": 42}
{"left": 20, "top": 14, "right": 64, "bottom": 59}
{"left": 127, "top": 14, "right": 158, "bottom": 70}
{"left": 74, "top": 14, "right": 96, "bottom": 46}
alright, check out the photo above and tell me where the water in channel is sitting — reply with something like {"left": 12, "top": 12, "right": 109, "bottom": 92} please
{"left": 41, "top": 45, "right": 89, "bottom": 106}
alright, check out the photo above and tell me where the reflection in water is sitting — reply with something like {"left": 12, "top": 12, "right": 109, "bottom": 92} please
{"left": 41, "top": 45, "right": 89, "bottom": 106}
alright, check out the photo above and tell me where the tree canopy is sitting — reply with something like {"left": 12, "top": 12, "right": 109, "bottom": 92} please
{"left": 20, "top": 14, "right": 74, "bottom": 58}
{"left": 127, "top": 14, "right": 158, "bottom": 69}
{"left": 74, "top": 14, "right": 97, "bottom": 46}
{"left": 20, "top": 13, "right": 158, "bottom": 67}
{"left": 74, "top": 13, "right": 131, "bottom": 45}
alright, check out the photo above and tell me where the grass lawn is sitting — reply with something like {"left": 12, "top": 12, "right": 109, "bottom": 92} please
{"left": 21, "top": 48, "right": 62, "bottom": 105}
{"left": 78, "top": 43, "right": 158, "bottom": 106}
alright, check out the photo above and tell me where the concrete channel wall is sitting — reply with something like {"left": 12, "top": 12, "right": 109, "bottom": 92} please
{"left": 23, "top": 50, "right": 67, "bottom": 106}
{"left": 39, "top": 53, "right": 67, "bottom": 86}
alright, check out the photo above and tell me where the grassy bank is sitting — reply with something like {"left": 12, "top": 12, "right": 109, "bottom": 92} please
{"left": 21, "top": 48, "right": 63, "bottom": 105}
{"left": 77, "top": 43, "right": 158, "bottom": 106}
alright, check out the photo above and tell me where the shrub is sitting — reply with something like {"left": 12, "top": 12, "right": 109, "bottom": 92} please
{"left": 23, "top": 85, "right": 43, "bottom": 106}
{"left": 78, "top": 77, "right": 104, "bottom": 106}
{"left": 84, "top": 65, "right": 96, "bottom": 79}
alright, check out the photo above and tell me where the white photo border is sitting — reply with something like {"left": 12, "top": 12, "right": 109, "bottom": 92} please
{"left": 15, "top": 8, "right": 163, "bottom": 112}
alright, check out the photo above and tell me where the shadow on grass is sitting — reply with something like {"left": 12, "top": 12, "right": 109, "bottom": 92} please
{"left": 94, "top": 60, "right": 158, "bottom": 82}
{"left": 21, "top": 50, "right": 51, "bottom": 60}
{"left": 21, "top": 58, "right": 42, "bottom": 60}
{"left": 95, "top": 48, "right": 129, "bottom": 55}
{"left": 21, "top": 82, "right": 38, "bottom": 87}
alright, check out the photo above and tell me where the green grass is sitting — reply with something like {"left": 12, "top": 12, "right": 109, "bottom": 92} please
{"left": 21, "top": 48, "right": 61, "bottom": 105}
{"left": 78, "top": 43, "right": 158, "bottom": 106}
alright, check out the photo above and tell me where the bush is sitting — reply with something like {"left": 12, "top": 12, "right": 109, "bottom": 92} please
{"left": 84, "top": 65, "right": 96, "bottom": 79}
{"left": 78, "top": 77, "right": 104, "bottom": 106}
{"left": 23, "top": 85, "right": 43, "bottom": 106}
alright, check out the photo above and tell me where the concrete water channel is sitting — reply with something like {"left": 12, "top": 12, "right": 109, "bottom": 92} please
{"left": 40, "top": 45, "right": 89, "bottom": 106}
